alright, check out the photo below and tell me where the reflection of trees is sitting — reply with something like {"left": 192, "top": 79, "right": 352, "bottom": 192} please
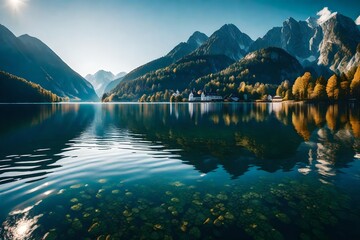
{"left": 349, "top": 107, "right": 360, "bottom": 138}
{"left": 103, "top": 103, "right": 304, "bottom": 178}
{"left": 0, "top": 104, "right": 94, "bottom": 185}
{"left": 326, "top": 105, "right": 339, "bottom": 131}
{"left": 103, "top": 102, "right": 359, "bottom": 178}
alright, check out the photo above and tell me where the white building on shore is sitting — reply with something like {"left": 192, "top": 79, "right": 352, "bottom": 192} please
{"left": 189, "top": 91, "right": 223, "bottom": 102}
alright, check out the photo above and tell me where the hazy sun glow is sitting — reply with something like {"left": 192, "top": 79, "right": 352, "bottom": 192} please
{"left": 8, "top": 0, "right": 26, "bottom": 11}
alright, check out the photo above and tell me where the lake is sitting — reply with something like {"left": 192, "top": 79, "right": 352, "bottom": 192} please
{"left": 0, "top": 102, "right": 359, "bottom": 239}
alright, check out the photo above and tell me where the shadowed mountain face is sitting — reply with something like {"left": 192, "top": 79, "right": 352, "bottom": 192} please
{"left": 0, "top": 71, "right": 64, "bottom": 103}
{"left": 106, "top": 55, "right": 234, "bottom": 102}
{"left": 0, "top": 25, "right": 98, "bottom": 101}
{"left": 190, "top": 47, "right": 303, "bottom": 93}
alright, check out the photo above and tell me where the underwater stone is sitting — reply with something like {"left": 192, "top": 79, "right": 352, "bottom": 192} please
{"left": 180, "top": 221, "right": 188, "bottom": 232}
{"left": 71, "top": 203, "right": 83, "bottom": 211}
{"left": 153, "top": 224, "right": 163, "bottom": 230}
{"left": 171, "top": 181, "right": 184, "bottom": 187}
{"left": 123, "top": 210, "right": 132, "bottom": 217}
{"left": 192, "top": 200, "right": 202, "bottom": 206}
{"left": 42, "top": 230, "right": 58, "bottom": 240}
{"left": 224, "top": 212, "right": 234, "bottom": 220}
{"left": 171, "top": 198, "right": 180, "bottom": 203}
{"left": 216, "top": 194, "right": 228, "bottom": 201}
{"left": 88, "top": 222, "right": 101, "bottom": 234}
{"left": 70, "top": 184, "right": 83, "bottom": 189}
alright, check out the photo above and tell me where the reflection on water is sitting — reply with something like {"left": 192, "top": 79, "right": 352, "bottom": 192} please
{"left": 0, "top": 102, "right": 359, "bottom": 239}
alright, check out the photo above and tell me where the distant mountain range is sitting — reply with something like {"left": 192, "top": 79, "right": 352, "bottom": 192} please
{"left": 0, "top": 24, "right": 98, "bottom": 101}
{"left": 0, "top": 8, "right": 359, "bottom": 103}
{"left": 85, "top": 70, "right": 126, "bottom": 98}
{"left": 249, "top": 13, "right": 360, "bottom": 74}
{"left": 104, "top": 8, "right": 360, "bottom": 102}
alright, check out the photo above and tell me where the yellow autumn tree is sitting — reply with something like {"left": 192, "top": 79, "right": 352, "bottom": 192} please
{"left": 326, "top": 74, "right": 339, "bottom": 101}
{"left": 350, "top": 66, "right": 360, "bottom": 99}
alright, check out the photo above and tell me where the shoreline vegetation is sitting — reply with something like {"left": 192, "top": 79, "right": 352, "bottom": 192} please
{"left": 1, "top": 65, "right": 359, "bottom": 104}
{"left": 0, "top": 71, "right": 67, "bottom": 103}
{"left": 102, "top": 65, "right": 360, "bottom": 104}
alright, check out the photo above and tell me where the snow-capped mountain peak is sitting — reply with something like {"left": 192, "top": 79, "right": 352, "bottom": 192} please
{"left": 316, "top": 7, "right": 338, "bottom": 25}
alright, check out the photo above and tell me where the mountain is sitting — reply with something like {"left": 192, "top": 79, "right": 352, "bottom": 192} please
{"left": 317, "top": 13, "right": 360, "bottom": 73}
{"left": 249, "top": 18, "right": 318, "bottom": 61}
{"left": 85, "top": 70, "right": 116, "bottom": 97}
{"left": 103, "top": 55, "right": 234, "bottom": 102}
{"left": 114, "top": 72, "right": 127, "bottom": 79}
{"left": 191, "top": 24, "right": 253, "bottom": 61}
{"left": 120, "top": 31, "right": 208, "bottom": 83}
{"left": 249, "top": 11, "right": 360, "bottom": 74}
{"left": 0, "top": 24, "right": 98, "bottom": 101}
{"left": 167, "top": 31, "right": 208, "bottom": 60}
{"left": 104, "top": 76, "right": 125, "bottom": 95}
{"left": 190, "top": 47, "right": 303, "bottom": 93}
{"left": 0, "top": 71, "right": 64, "bottom": 102}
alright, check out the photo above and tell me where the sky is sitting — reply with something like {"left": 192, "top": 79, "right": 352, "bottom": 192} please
{"left": 0, "top": 0, "right": 359, "bottom": 76}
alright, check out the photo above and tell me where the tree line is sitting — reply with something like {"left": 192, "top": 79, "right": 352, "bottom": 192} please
{"left": 0, "top": 71, "right": 66, "bottom": 103}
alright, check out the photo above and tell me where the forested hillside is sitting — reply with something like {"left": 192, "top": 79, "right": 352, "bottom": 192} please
{"left": 0, "top": 71, "right": 65, "bottom": 102}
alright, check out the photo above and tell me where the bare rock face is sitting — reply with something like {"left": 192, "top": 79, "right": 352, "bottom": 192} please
{"left": 317, "top": 13, "right": 360, "bottom": 73}
{"left": 192, "top": 24, "right": 253, "bottom": 61}
{"left": 250, "top": 13, "right": 360, "bottom": 74}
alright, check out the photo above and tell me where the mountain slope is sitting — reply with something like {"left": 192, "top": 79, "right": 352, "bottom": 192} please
{"left": 249, "top": 11, "right": 360, "bottom": 74}
{"left": 104, "top": 55, "right": 234, "bottom": 102}
{"left": 249, "top": 18, "right": 318, "bottom": 61}
{"left": 0, "top": 71, "right": 64, "bottom": 102}
{"left": 85, "top": 70, "right": 116, "bottom": 97}
{"left": 317, "top": 13, "right": 360, "bottom": 73}
{"left": 0, "top": 24, "right": 98, "bottom": 101}
{"left": 191, "top": 24, "right": 253, "bottom": 61}
{"left": 190, "top": 47, "right": 303, "bottom": 94}
{"left": 120, "top": 31, "right": 209, "bottom": 83}
{"left": 104, "top": 76, "right": 125, "bottom": 95}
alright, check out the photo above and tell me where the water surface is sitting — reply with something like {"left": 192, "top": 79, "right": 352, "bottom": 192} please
{"left": 0, "top": 103, "right": 359, "bottom": 239}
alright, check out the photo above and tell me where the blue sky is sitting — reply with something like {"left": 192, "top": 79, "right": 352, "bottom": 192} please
{"left": 0, "top": 0, "right": 359, "bottom": 76}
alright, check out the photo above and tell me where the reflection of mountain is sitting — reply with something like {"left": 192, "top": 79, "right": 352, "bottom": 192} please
{"left": 97, "top": 104, "right": 300, "bottom": 177}
{"left": 96, "top": 103, "right": 359, "bottom": 178}
{"left": 0, "top": 105, "right": 95, "bottom": 185}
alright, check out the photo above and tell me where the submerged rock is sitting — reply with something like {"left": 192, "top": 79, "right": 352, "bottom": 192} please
{"left": 71, "top": 203, "right": 83, "bottom": 211}
{"left": 88, "top": 222, "right": 101, "bottom": 234}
